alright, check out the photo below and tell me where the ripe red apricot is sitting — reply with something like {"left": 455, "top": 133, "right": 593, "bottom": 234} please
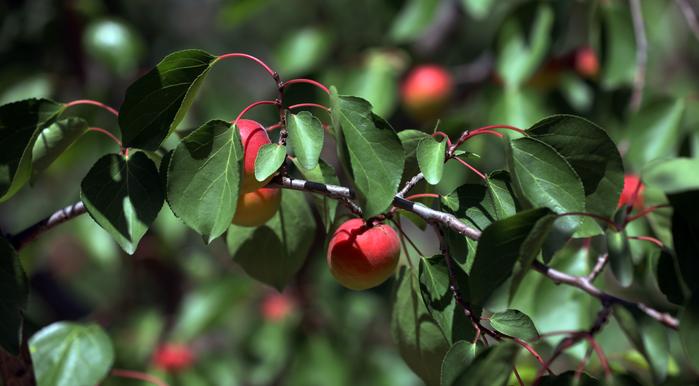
{"left": 575, "top": 47, "right": 599, "bottom": 78}
{"left": 237, "top": 119, "right": 272, "bottom": 193}
{"left": 401, "top": 65, "right": 453, "bottom": 121}
{"left": 260, "top": 292, "right": 295, "bottom": 322}
{"left": 618, "top": 174, "right": 644, "bottom": 210}
{"left": 153, "top": 343, "right": 194, "bottom": 372}
{"left": 232, "top": 187, "right": 281, "bottom": 227}
{"left": 327, "top": 218, "right": 401, "bottom": 290}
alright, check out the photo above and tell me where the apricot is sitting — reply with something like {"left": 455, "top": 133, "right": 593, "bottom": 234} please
{"left": 153, "top": 343, "right": 194, "bottom": 372}
{"left": 618, "top": 174, "right": 644, "bottom": 210}
{"left": 401, "top": 65, "right": 453, "bottom": 121}
{"left": 237, "top": 119, "right": 272, "bottom": 193}
{"left": 575, "top": 47, "right": 599, "bottom": 78}
{"left": 327, "top": 218, "right": 401, "bottom": 290}
{"left": 232, "top": 187, "right": 281, "bottom": 227}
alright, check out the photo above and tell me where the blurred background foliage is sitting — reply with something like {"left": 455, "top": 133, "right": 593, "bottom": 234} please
{"left": 1, "top": 0, "right": 698, "bottom": 385}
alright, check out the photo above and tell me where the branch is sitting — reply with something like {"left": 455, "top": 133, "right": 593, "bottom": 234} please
{"left": 629, "top": 0, "right": 648, "bottom": 111}
{"left": 676, "top": 0, "right": 699, "bottom": 42}
{"left": 8, "top": 202, "right": 86, "bottom": 250}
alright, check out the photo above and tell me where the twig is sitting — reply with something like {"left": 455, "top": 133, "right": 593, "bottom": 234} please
{"left": 629, "top": 0, "right": 648, "bottom": 111}
{"left": 9, "top": 202, "right": 86, "bottom": 250}
{"left": 587, "top": 253, "right": 609, "bottom": 281}
{"left": 676, "top": 0, "right": 699, "bottom": 41}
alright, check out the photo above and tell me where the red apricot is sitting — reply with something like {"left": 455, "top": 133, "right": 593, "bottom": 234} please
{"left": 575, "top": 47, "right": 599, "bottom": 78}
{"left": 237, "top": 119, "right": 272, "bottom": 193}
{"left": 153, "top": 343, "right": 194, "bottom": 372}
{"left": 260, "top": 292, "right": 295, "bottom": 321}
{"left": 618, "top": 174, "right": 644, "bottom": 210}
{"left": 401, "top": 65, "right": 453, "bottom": 121}
{"left": 327, "top": 218, "right": 401, "bottom": 290}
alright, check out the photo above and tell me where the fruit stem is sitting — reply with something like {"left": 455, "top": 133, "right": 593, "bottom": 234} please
{"left": 216, "top": 52, "right": 279, "bottom": 80}
{"left": 266, "top": 122, "right": 283, "bottom": 131}
{"left": 627, "top": 235, "right": 664, "bottom": 248}
{"left": 453, "top": 157, "right": 486, "bottom": 180}
{"left": 624, "top": 204, "right": 671, "bottom": 225}
{"left": 232, "top": 100, "right": 281, "bottom": 127}
{"left": 87, "top": 127, "right": 123, "bottom": 150}
{"left": 404, "top": 193, "right": 440, "bottom": 201}
{"left": 281, "top": 78, "right": 331, "bottom": 95}
{"left": 109, "top": 369, "right": 169, "bottom": 386}
{"left": 474, "top": 124, "right": 527, "bottom": 136}
{"left": 432, "top": 131, "right": 452, "bottom": 147}
{"left": 287, "top": 103, "right": 331, "bottom": 112}
{"left": 64, "top": 99, "right": 119, "bottom": 117}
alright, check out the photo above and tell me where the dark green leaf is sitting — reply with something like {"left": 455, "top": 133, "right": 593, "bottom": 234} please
{"left": 607, "top": 229, "right": 633, "bottom": 287}
{"left": 486, "top": 171, "right": 518, "bottom": 219}
{"left": 227, "top": 190, "right": 315, "bottom": 290}
{"left": 31, "top": 117, "right": 89, "bottom": 177}
{"left": 292, "top": 158, "right": 338, "bottom": 233}
{"left": 119, "top": 49, "right": 217, "bottom": 150}
{"left": 166, "top": 120, "right": 243, "bottom": 243}
{"left": 469, "top": 208, "right": 553, "bottom": 307}
{"left": 287, "top": 111, "right": 323, "bottom": 170}
{"left": 509, "top": 211, "right": 557, "bottom": 298}
{"left": 489, "top": 309, "right": 538, "bottom": 341}
{"left": 656, "top": 250, "right": 687, "bottom": 305}
{"left": 452, "top": 342, "right": 519, "bottom": 386}
{"left": 330, "top": 89, "right": 404, "bottom": 217}
{"left": 81, "top": 151, "right": 164, "bottom": 254}
{"left": 528, "top": 115, "right": 624, "bottom": 221}
{"left": 508, "top": 136, "right": 585, "bottom": 232}
{"left": 669, "top": 191, "right": 699, "bottom": 293}
{"left": 392, "top": 267, "right": 449, "bottom": 386}
{"left": 680, "top": 290, "right": 699, "bottom": 372}
{"left": 417, "top": 136, "right": 447, "bottom": 185}
{"left": 0, "top": 236, "right": 28, "bottom": 354}
{"left": 440, "top": 341, "right": 478, "bottom": 386}
{"left": 418, "top": 255, "right": 476, "bottom": 344}
{"left": 254, "top": 143, "right": 286, "bottom": 182}
{"left": 626, "top": 98, "right": 685, "bottom": 168}
{"left": 30, "top": 322, "right": 114, "bottom": 386}
{"left": 0, "top": 98, "right": 63, "bottom": 201}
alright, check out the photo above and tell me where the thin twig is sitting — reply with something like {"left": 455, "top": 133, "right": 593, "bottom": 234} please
{"left": 629, "top": 0, "right": 648, "bottom": 111}
{"left": 676, "top": 0, "right": 699, "bottom": 41}
{"left": 9, "top": 202, "right": 86, "bottom": 250}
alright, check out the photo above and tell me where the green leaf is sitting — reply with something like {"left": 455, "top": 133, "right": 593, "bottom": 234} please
{"left": 508, "top": 136, "right": 585, "bottom": 232}
{"left": 489, "top": 309, "right": 538, "bottom": 341}
{"left": 119, "top": 49, "right": 217, "bottom": 150}
{"left": 0, "top": 98, "right": 64, "bottom": 202}
{"left": 30, "top": 322, "right": 114, "bottom": 386}
{"left": 417, "top": 136, "right": 447, "bottom": 185}
{"left": 0, "top": 236, "right": 28, "bottom": 354}
{"left": 496, "top": 4, "right": 554, "bottom": 88}
{"left": 399, "top": 129, "right": 430, "bottom": 160}
{"left": 528, "top": 115, "right": 624, "bottom": 221}
{"left": 31, "top": 117, "right": 89, "bottom": 177}
{"left": 486, "top": 171, "right": 518, "bottom": 220}
{"left": 644, "top": 158, "right": 699, "bottom": 195}
{"left": 81, "top": 151, "right": 164, "bottom": 254}
{"left": 469, "top": 208, "right": 553, "bottom": 307}
{"left": 440, "top": 341, "right": 478, "bottom": 386}
{"left": 626, "top": 98, "right": 685, "bottom": 168}
{"left": 274, "top": 27, "right": 331, "bottom": 77}
{"left": 607, "top": 229, "right": 633, "bottom": 287}
{"left": 166, "top": 120, "right": 243, "bottom": 243}
{"left": 601, "top": 2, "right": 636, "bottom": 89}
{"left": 680, "top": 290, "right": 699, "bottom": 372}
{"left": 392, "top": 267, "right": 449, "bottom": 385}
{"left": 538, "top": 371, "right": 601, "bottom": 386}
{"left": 254, "top": 143, "right": 286, "bottom": 182}
{"left": 227, "top": 190, "right": 315, "bottom": 290}
{"left": 460, "top": 0, "right": 495, "bottom": 19}
{"left": 615, "top": 306, "right": 670, "bottom": 382}
{"left": 343, "top": 50, "right": 402, "bottom": 118}
{"left": 509, "top": 212, "right": 556, "bottom": 298}
{"left": 418, "top": 255, "right": 476, "bottom": 344}
{"left": 451, "top": 342, "right": 519, "bottom": 386}
{"left": 292, "top": 158, "right": 339, "bottom": 233}
{"left": 330, "top": 89, "right": 404, "bottom": 217}
{"left": 390, "top": 0, "right": 440, "bottom": 43}
{"left": 287, "top": 111, "right": 323, "bottom": 170}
